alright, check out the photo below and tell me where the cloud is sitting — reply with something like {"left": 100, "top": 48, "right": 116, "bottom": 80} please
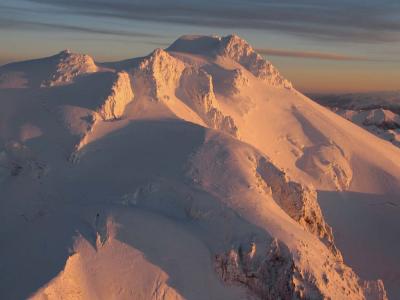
{"left": 21, "top": 0, "right": 400, "bottom": 43}
{"left": 255, "top": 48, "right": 370, "bottom": 61}
{"left": 0, "top": 17, "right": 162, "bottom": 39}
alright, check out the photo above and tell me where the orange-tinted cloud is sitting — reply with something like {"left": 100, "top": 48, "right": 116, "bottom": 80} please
{"left": 255, "top": 48, "right": 369, "bottom": 61}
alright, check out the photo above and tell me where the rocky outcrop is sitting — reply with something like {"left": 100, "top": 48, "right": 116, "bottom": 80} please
{"left": 178, "top": 68, "right": 238, "bottom": 136}
{"left": 97, "top": 71, "right": 134, "bottom": 120}
{"left": 215, "top": 238, "right": 388, "bottom": 300}
{"left": 215, "top": 239, "right": 303, "bottom": 300}
{"left": 257, "top": 157, "right": 341, "bottom": 259}
{"left": 218, "top": 35, "right": 292, "bottom": 89}
{"left": 41, "top": 50, "right": 98, "bottom": 87}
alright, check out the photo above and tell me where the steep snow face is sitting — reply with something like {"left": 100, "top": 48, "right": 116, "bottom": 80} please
{"left": 177, "top": 68, "right": 238, "bottom": 136}
{"left": 130, "top": 48, "right": 238, "bottom": 136}
{"left": 97, "top": 71, "right": 134, "bottom": 121}
{"left": 133, "top": 48, "right": 185, "bottom": 101}
{"left": 217, "top": 68, "right": 250, "bottom": 95}
{"left": 41, "top": 50, "right": 98, "bottom": 87}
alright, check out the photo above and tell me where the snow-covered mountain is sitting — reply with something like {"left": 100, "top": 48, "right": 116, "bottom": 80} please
{"left": 310, "top": 92, "right": 400, "bottom": 148}
{"left": 1, "top": 35, "right": 399, "bottom": 300}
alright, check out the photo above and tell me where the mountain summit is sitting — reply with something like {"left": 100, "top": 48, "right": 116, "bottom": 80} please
{"left": 0, "top": 35, "right": 398, "bottom": 300}
{"left": 168, "top": 34, "right": 292, "bottom": 88}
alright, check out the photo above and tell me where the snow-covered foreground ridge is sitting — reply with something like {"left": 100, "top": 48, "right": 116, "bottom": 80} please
{"left": 0, "top": 34, "right": 399, "bottom": 300}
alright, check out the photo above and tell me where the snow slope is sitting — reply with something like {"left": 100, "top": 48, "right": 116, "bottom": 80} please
{"left": 0, "top": 35, "right": 399, "bottom": 299}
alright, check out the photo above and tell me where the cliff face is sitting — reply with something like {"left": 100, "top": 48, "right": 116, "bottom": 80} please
{"left": 215, "top": 239, "right": 302, "bottom": 300}
{"left": 256, "top": 157, "right": 341, "bottom": 258}
{"left": 178, "top": 68, "right": 238, "bottom": 136}
{"left": 215, "top": 239, "right": 387, "bottom": 300}
{"left": 131, "top": 48, "right": 238, "bottom": 136}
{"left": 133, "top": 49, "right": 185, "bottom": 101}
{"left": 97, "top": 71, "right": 134, "bottom": 121}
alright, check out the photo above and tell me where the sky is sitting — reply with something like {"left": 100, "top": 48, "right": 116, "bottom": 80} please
{"left": 0, "top": 0, "right": 399, "bottom": 93}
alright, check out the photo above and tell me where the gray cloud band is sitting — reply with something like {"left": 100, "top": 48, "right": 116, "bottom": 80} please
{"left": 20, "top": 0, "right": 400, "bottom": 43}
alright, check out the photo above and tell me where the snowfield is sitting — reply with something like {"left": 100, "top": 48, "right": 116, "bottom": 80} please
{"left": 0, "top": 34, "right": 399, "bottom": 300}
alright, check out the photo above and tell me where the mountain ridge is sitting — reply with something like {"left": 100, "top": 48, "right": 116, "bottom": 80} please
{"left": 0, "top": 34, "right": 398, "bottom": 300}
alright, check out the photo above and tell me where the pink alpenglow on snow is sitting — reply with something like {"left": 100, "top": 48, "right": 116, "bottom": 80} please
{"left": 0, "top": 35, "right": 398, "bottom": 300}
